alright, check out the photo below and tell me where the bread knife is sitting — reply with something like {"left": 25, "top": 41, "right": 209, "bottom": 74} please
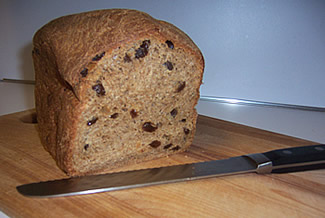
{"left": 16, "top": 144, "right": 325, "bottom": 198}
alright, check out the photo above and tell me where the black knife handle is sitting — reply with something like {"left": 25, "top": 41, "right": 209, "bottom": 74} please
{"left": 262, "top": 144, "right": 325, "bottom": 173}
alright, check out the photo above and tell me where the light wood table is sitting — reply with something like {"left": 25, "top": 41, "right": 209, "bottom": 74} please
{"left": 1, "top": 110, "right": 324, "bottom": 217}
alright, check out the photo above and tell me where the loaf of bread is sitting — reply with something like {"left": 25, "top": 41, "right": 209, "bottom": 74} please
{"left": 33, "top": 9, "right": 204, "bottom": 176}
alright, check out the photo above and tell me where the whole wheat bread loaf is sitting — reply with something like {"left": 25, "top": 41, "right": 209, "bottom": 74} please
{"left": 33, "top": 9, "right": 204, "bottom": 176}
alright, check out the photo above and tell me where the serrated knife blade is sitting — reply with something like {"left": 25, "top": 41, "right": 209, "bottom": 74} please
{"left": 17, "top": 144, "right": 325, "bottom": 198}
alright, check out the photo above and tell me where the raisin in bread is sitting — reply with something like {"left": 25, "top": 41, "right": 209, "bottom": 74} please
{"left": 33, "top": 9, "right": 204, "bottom": 176}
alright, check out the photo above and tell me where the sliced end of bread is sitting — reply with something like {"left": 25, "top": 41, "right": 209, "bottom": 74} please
{"left": 68, "top": 38, "right": 202, "bottom": 175}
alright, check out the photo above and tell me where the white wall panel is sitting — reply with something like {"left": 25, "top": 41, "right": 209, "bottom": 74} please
{"left": 1, "top": 0, "right": 324, "bottom": 107}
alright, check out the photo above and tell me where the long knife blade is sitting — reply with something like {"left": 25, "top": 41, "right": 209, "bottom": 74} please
{"left": 17, "top": 144, "right": 325, "bottom": 198}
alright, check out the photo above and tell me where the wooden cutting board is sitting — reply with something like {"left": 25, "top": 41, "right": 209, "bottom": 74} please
{"left": 0, "top": 109, "right": 324, "bottom": 217}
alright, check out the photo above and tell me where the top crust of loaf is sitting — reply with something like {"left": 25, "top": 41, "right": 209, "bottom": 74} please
{"left": 33, "top": 9, "right": 204, "bottom": 175}
{"left": 33, "top": 9, "right": 204, "bottom": 99}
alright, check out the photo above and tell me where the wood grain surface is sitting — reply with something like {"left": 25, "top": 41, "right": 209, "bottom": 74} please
{"left": 0, "top": 109, "right": 324, "bottom": 217}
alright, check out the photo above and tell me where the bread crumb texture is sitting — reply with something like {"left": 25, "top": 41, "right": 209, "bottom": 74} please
{"left": 33, "top": 9, "right": 204, "bottom": 176}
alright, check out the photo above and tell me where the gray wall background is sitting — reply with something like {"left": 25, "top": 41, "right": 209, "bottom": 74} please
{"left": 1, "top": 0, "right": 324, "bottom": 107}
